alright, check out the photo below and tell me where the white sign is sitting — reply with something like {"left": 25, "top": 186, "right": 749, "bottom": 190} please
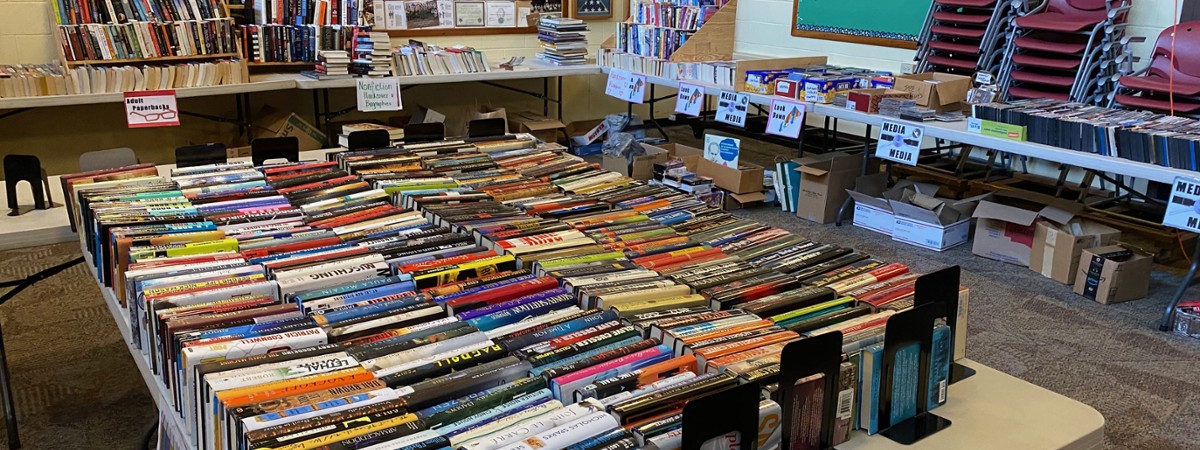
{"left": 966, "top": 117, "right": 983, "bottom": 133}
{"left": 675, "top": 83, "right": 704, "bottom": 117}
{"left": 803, "top": 82, "right": 821, "bottom": 102}
{"left": 357, "top": 77, "right": 403, "bottom": 112}
{"left": 704, "top": 134, "right": 741, "bottom": 168}
{"left": 845, "top": 99, "right": 857, "bottom": 111}
{"left": 1163, "top": 176, "right": 1200, "bottom": 233}
{"left": 765, "top": 99, "right": 805, "bottom": 139}
{"left": 875, "top": 119, "right": 923, "bottom": 166}
{"left": 715, "top": 90, "right": 749, "bottom": 127}
{"left": 605, "top": 69, "right": 646, "bottom": 104}
{"left": 124, "top": 90, "right": 179, "bottom": 128}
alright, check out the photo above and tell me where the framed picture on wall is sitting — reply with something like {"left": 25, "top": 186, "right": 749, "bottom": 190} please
{"left": 455, "top": 2, "right": 486, "bottom": 26}
{"left": 573, "top": 0, "right": 611, "bottom": 19}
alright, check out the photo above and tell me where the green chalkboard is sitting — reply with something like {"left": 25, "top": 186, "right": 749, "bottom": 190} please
{"left": 791, "top": 0, "right": 932, "bottom": 49}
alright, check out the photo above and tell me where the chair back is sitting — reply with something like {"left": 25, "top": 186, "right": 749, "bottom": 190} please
{"left": 79, "top": 148, "right": 137, "bottom": 172}
{"left": 1144, "top": 21, "right": 1200, "bottom": 84}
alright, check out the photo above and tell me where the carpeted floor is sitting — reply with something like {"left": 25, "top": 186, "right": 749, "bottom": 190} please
{"left": 0, "top": 127, "right": 1197, "bottom": 449}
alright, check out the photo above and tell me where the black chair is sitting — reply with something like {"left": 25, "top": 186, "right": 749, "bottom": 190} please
{"left": 345, "top": 129, "right": 391, "bottom": 151}
{"left": 403, "top": 122, "right": 446, "bottom": 143}
{"left": 175, "top": 143, "right": 227, "bottom": 168}
{"left": 251, "top": 137, "right": 300, "bottom": 166}
{"left": 78, "top": 148, "right": 137, "bottom": 172}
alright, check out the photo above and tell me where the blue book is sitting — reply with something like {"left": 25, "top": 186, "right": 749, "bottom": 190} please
{"left": 927, "top": 324, "right": 951, "bottom": 411}
{"left": 861, "top": 342, "right": 883, "bottom": 434}
{"left": 289, "top": 275, "right": 408, "bottom": 304}
{"left": 889, "top": 342, "right": 921, "bottom": 427}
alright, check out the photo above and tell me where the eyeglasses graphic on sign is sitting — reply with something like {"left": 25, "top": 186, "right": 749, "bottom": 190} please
{"left": 129, "top": 109, "right": 178, "bottom": 121}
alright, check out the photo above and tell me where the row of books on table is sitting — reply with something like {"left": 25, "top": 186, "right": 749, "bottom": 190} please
{"left": 63, "top": 133, "right": 965, "bottom": 450}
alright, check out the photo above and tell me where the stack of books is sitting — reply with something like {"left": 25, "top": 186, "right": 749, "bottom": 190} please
{"left": 338, "top": 122, "right": 404, "bottom": 146}
{"left": 352, "top": 31, "right": 392, "bottom": 76}
{"left": 0, "top": 60, "right": 248, "bottom": 98}
{"left": 392, "top": 43, "right": 491, "bottom": 76}
{"left": 303, "top": 50, "right": 352, "bottom": 80}
{"left": 537, "top": 16, "right": 590, "bottom": 65}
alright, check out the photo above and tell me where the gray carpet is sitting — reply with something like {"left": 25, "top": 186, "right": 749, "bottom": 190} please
{"left": 0, "top": 127, "right": 1196, "bottom": 449}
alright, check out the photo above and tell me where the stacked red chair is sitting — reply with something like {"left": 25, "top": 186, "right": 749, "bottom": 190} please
{"left": 916, "top": 0, "right": 1019, "bottom": 75}
{"left": 997, "top": 0, "right": 1135, "bottom": 103}
{"left": 1112, "top": 21, "right": 1200, "bottom": 115}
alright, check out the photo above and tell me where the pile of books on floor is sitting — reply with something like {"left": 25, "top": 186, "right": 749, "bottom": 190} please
{"left": 352, "top": 30, "right": 392, "bottom": 76}
{"left": 64, "top": 133, "right": 966, "bottom": 450}
{"left": 393, "top": 43, "right": 492, "bottom": 76}
{"left": 0, "top": 60, "right": 248, "bottom": 98}
{"left": 537, "top": 15, "right": 590, "bottom": 65}
{"left": 973, "top": 99, "right": 1200, "bottom": 169}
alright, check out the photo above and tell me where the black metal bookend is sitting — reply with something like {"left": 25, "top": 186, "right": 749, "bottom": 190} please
{"left": 912, "top": 266, "right": 976, "bottom": 384}
{"left": 466, "top": 118, "right": 509, "bottom": 140}
{"left": 878, "top": 305, "right": 951, "bottom": 445}
{"left": 175, "top": 143, "right": 227, "bottom": 169}
{"left": 779, "top": 332, "right": 844, "bottom": 450}
{"left": 403, "top": 123, "right": 445, "bottom": 143}
{"left": 4, "top": 155, "right": 56, "bottom": 217}
{"left": 681, "top": 383, "right": 760, "bottom": 450}
{"left": 251, "top": 137, "right": 300, "bottom": 166}
{"left": 346, "top": 129, "right": 391, "bottom": 152}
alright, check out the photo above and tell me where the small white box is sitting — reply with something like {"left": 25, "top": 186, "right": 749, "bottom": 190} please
{"left": 892, "top": 216, "right": 970, "bottom": 251}
{"left": 853, "top": 203, "right": 894, "bottom": 236}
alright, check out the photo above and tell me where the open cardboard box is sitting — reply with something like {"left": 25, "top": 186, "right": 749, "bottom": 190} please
{"left": 1030, "top": 217, "right": 1121, "bottom": 284}
{"left": 565, "top": 119, "right": 607, "bottom": 155}
{"left": 1072, "top": 245, "right": 1152, "bottom": 304}
{"left": 893, "top": 73, "right": 971, "bottom": 113}
{"left": 508, "top": 111, "right": 565, "bottom": 144}
{"left": 846, "top": 174, "right": 988, "bottom": 250}
{"left": 846, "top": 88, "right": 914, "bottom": 114}
{"left": 971, "top": 194, "right": 1084, "bottom": 267}
{"left": 793, "top": 151, "right": 865, "bottom": 224}
{"left": 602, "top": 144, "right": 672, "bottom": 181}
{"left": 654, "top": 142, "right": 764, "bottom": 194}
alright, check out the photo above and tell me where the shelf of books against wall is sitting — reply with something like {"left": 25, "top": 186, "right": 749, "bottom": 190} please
{"left": 598, "top": 0, "right": 736, "bottom": 84}
{"left": 371, "top": 0, "right": 542, "bottom": 37}
{"left": 49, "top": 0, "right": 242, "bottom": 68}
{"left": 235, "top": 0, "right": 368, "bottom": 65}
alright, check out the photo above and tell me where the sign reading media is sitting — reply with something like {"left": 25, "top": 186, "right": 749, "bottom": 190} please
{"left": 357, "top": 77, "right": 403, "bottom": 112}
{"left": 715, "top": 90, "right": 749, "bottom": 127}
{"left": 875, "top": 119, "right": 923, "bottom": 166}
{"left": 1163, "top": 176, "right": 1200, "bottom": 233}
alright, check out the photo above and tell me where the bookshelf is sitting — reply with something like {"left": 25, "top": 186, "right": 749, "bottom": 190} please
{"left": 386, "top": 26, "right": 537, "bottom": 37}
{"left": 63, "top": 53, "right": 242, "bottom": 68}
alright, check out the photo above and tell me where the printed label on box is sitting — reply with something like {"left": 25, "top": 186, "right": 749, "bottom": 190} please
{"left": 875, "top": 119, "right": 923, "bottom": 166}
{"left": 675, "top": 83, "right": 705, "bottom": 117}
{"left": 124, "top": 90, "right": 179, "bottom": 128}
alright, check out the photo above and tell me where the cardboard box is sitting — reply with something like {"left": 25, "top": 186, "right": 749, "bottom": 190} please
{"left": 226, "top": 146, "right": 251, "bottom": 158}
{"left": 793, "top": 151, "right": 863, "bottom": 224}
{"left": 1072, "top": 246, "right": 1152, "bottom": 304}
{"left": 846, "top": 88, "right": 913, "bottom": 114}
{"left": 508, "top": 111, "right": 565, "bottom": 143}
{"left": 890, "top": 192, "right": 987, "bottom": 252}
{"left": 565, "top": 119, "right": 607, "bottom": 155}
{"left": 601, "top": 145, "right": 671, "bottom": 181}
{"left": 255, "top": 106, "right": 326, "bottom": 151}
{"left": 775, "top": 79, "right": 802, "bottom": 100}
{"left": 845, "top": 175, "right": 937, "bottom": 236}
{"left": 893, "top": 73, "right": 972, "bottom": 113}
{"left": 1030, "top": 219, "right": 1121, "bottom": 284}
{"left": 697, "top": 158, "right": 765, "bottom": 194}
{"left": 722, "top": 191, "right": 767, "bottom": 210}
{"left": 971, "top": 197, "right": 1082, "bottom": 266}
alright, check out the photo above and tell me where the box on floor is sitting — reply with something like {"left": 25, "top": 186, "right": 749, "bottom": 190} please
{"left": 601, "top": 144, "right": 671, "bottom": 181}
{"left": 565, "top": 119, "right": 607, "bottom": 156}
{"left": 971, "top": 195, "right": 1083, "bottom": 267}
{"left": 507, "top": 111, "right": 565, "bottom": 144}
{"left": 1072, "top": 245, "right": 1151, "bottom": 304}
{"left": 1030, "top": 218, "right": 1121, "bottom": 284}
{"left": 793, "top": 151, "right": 867, "bottom": 224}
{"left": 846, "top": 174, "right": 988, "bottom": 251}
{"left": 254, "top": 105, "right": 325, "bottom": 151}
{"left": 660, "top": 142, "right": 764, "bottom": 194}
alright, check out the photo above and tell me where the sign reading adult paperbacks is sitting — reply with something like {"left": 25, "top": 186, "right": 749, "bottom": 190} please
{"left": 124, "top": 90, "right": 179, "bottom": 128}
{"left": 357, "top": 77, "right": 403, "bottom": 112}
{"left": 875, "top": 119, "right": 923, "bottom": 166}
{"left": 675, "top": 83, "right": 704, "bottom": 117}
{"left": 605, "top": 68, "right": 646, "bottom": 104}
{"left": 765, "top": 99, "right": 805, "bottom": 139}
{"left": 1163, "top": 176, "right": 1200, "bottom": 233}
{"left": 715, "top": 90, "right": 749, "bottom": 127}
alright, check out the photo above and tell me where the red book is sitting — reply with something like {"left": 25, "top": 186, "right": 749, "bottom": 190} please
{"left": 396, "top": 250, "right": 498, "bottom": 274}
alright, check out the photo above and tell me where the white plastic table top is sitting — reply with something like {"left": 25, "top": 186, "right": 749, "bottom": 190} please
{"left": 293, "top": 61, "right": 603, "bottom": 89}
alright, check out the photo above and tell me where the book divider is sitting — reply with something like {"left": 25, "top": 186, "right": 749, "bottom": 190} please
{"left": 779, "top": 331, "right": 843, "bottom": 450}
{"left": 681, "top": 382, "right": 761, "bottom": 450}
{"left": 877, "top": 304, "right": 952, "bottom": 445}
{"left": 913, "top": 266, "right": 976, "bottom": 384}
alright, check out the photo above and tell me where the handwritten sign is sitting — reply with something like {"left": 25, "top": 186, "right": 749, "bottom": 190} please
{"left": 605, "top": 69, "right": 646, "bottom": 104}
{"left": 704, "top": 134, "right": 741, "bottom": 168}
{"left": 1164, "top": 177, "right": 1200, "bottom": 232}
{"left": 875, "top": 119, "right": 923, "bottom": 166}
{"left": 675, "top": 83, "right": 704, "bottom": 117}
{"left": 766, "top": 99, "right": 805, "bottom": 139}
{"left": 124, "top": 90, "right": 179, "bottom": 128}
{"left": 357, "top": 77, "right": 403, "bottom": 112}
{"left": 715, "top": 90, "right": 749, "bottom": 128}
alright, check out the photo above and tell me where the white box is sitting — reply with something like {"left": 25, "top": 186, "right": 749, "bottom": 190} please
{"left": 892, "top": 216, "right": 970, "bottom": 251}
{"left": 853, "top": 203, "right": 894, "bottom": 235}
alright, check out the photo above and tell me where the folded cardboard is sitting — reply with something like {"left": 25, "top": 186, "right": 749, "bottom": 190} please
{"left": 255, "top": 106, "right": 326, "bottom": 151}
{"left": 1030, "top": 219, "right": 1121, "bottom": 284}
{"left": 846, "top": 88, "right": 913, "bottom": 114}
{"left": 793, "top": 151, "right": 864, "bottom": 224}
{"left": 971, "top": 197, "right": 1083, "bottom": 266}
{"left": 565, "top": 119, "right": 607, "bottom": 155}
{"left": 1073, "top": 245, "right": 1151, "bottom": 304}
{"left": 893, "top": 73, "right": 971, "bottom": 113}
{"left": 507, "top": 111, "right": 565, "bottom": 143}
{"left": 601, "top": 145, "right": 671, "bottom": 181}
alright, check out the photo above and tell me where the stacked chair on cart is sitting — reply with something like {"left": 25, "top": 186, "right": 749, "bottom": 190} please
{"left": 916, "top": 0, "right": 1019, "bottom": 75}
{"left": 997, "top": 0, "right": 1137, "bottom": 104}
{"left": 1111, "top": 20, "right": 1200, "bottom": 115}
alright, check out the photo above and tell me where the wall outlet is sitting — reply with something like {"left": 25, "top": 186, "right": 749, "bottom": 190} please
{"left": 900, "top": 63, "right": 917, "bottom": 74}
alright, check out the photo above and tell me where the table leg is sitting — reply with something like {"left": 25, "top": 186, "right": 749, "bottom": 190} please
{"left": 311, "top": 90, "right": 322, "bottom": 135}
{"left": 835, "top": 124, "right": 873, "bottom": 227}
{"left": 1161, "top": 237, "right": 1200, "bottom": 331}
{"left": 557, "top": 77, "right": 563, "bottom": 120}
{"left": 543, "top": 78, "right": 550, "bottom": 117}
